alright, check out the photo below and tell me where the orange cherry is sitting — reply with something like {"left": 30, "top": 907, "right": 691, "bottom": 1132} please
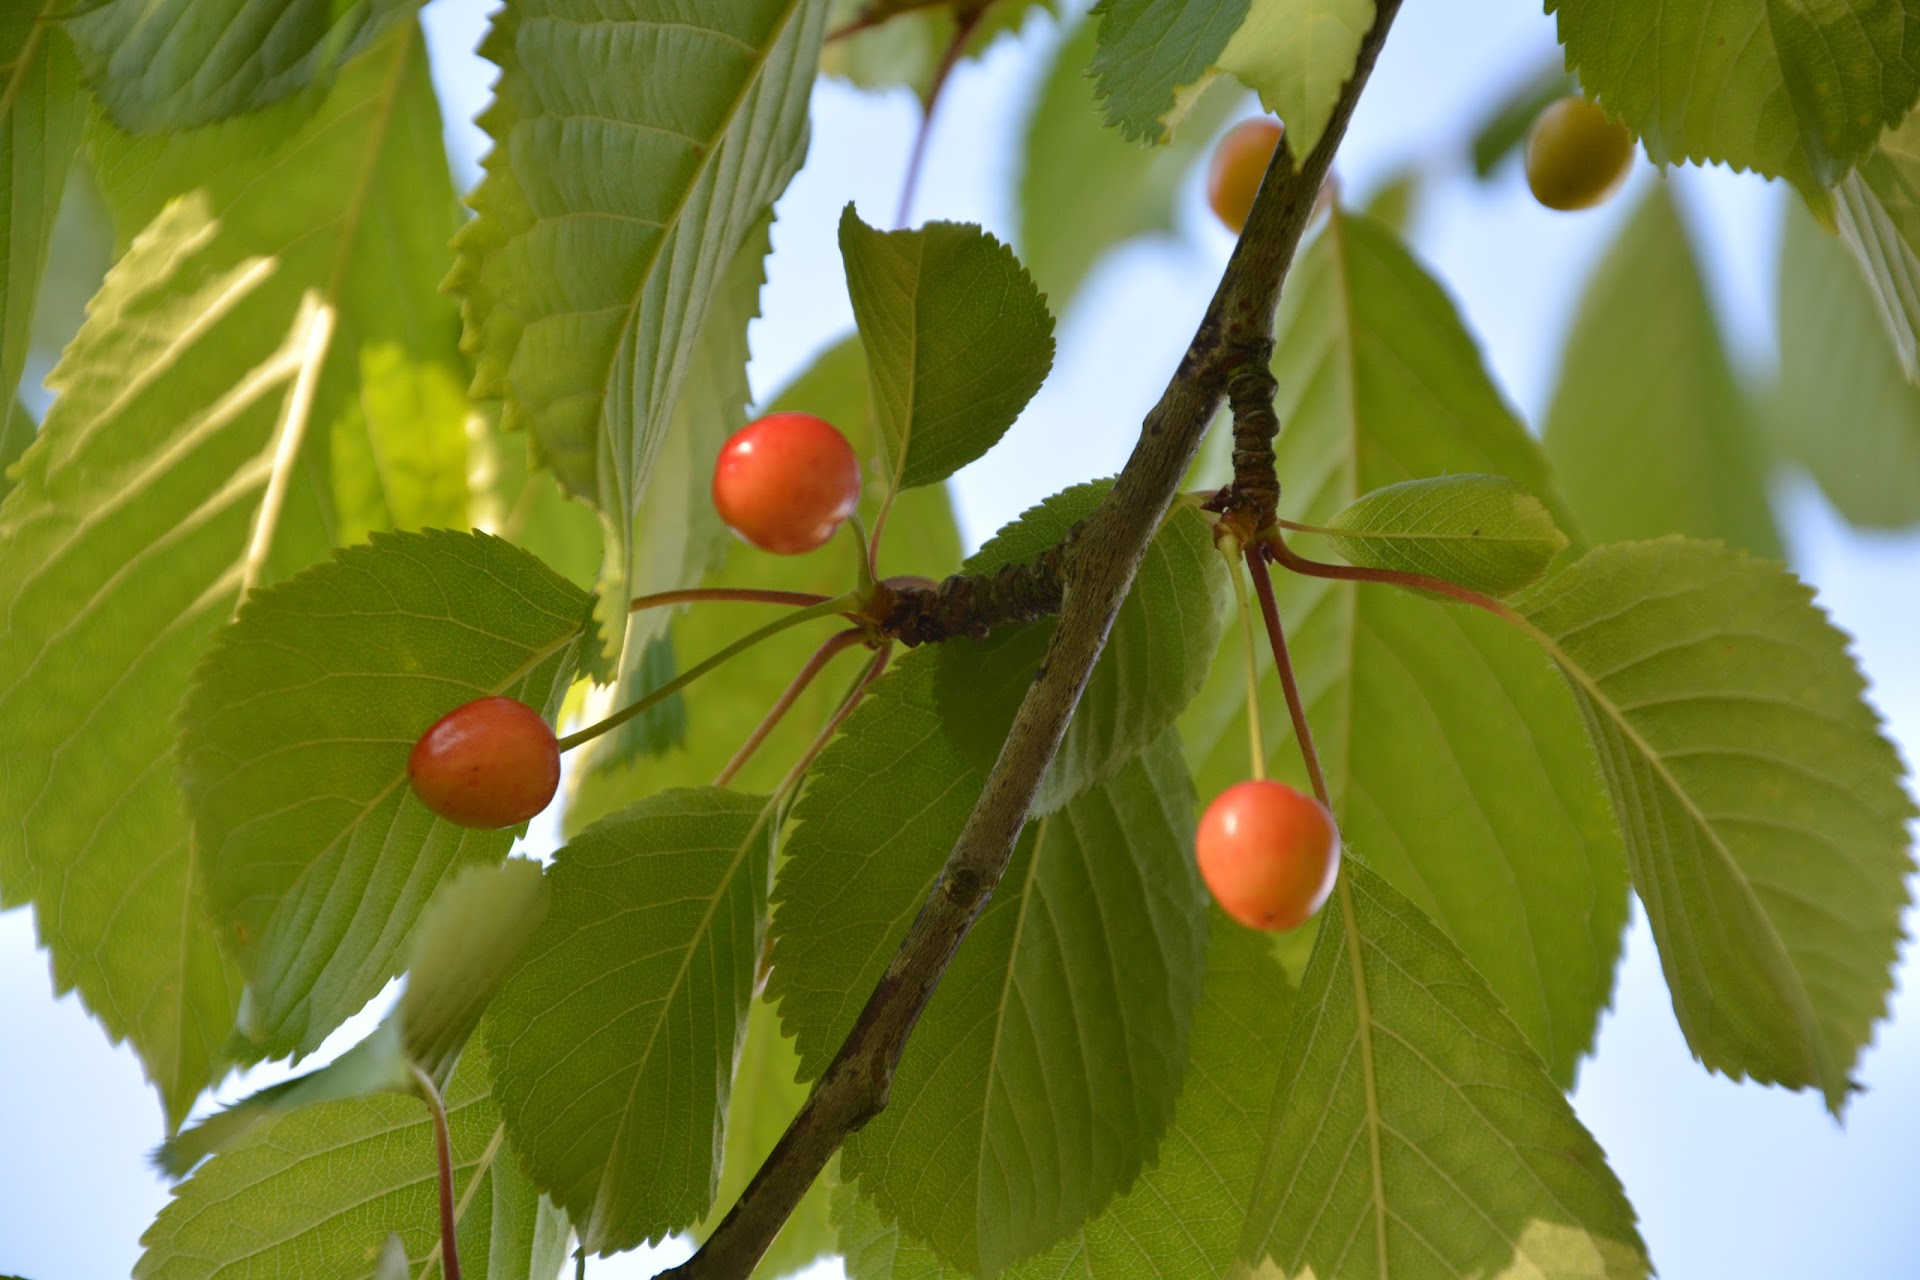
{"left": 1207, "top": 118, "right": 1286, "bottom": 234}
{"left": 712, "top": 412, "right": 862, "bottom": 555}
{"left": 1195, "top": 779, "right": 1340, "bottom": 931}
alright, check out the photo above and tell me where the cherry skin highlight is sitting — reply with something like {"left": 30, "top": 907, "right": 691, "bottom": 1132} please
{"left": 407, "top": 696, "right": 561, "bottom": 829}
{"left": 1207, "top": 118, "right": 1285, "bottom": 234}
{"left": 1196, "top": 779, "right": 1341, "bottom": 931}
{"left": 712, "top": 412, "right": 862, "bottom": 555}
{"left": 1524, "top": 96, "right": 1634, "bottom": 212}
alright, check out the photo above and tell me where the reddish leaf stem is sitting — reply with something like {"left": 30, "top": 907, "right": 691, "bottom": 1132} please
{"left": 714, "top": 628, "right": 869, "bottom": 787}
{"left": 1263, "top": 531, "right": 1520, "bottom": 624}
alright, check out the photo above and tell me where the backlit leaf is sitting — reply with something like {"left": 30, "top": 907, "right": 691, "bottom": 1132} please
{"left": 1547, "top": 0, "right": 1920, "bottom": 195}
{"left": 450, "top": 0, "right": 826, "bottom": 649}
{"left": 138, "top": 1048, "right": 564, "bottom": 1280}
{"left": 1545, "top": 185, "right": 1780, "bottom": 556}
{"left": 1210, "top": 0, "right": 1373, "bottom": 159}
{"left": 1239, "top": 863, "right": 1649, "bottom": 1278}
{"left": 1520, "top": 538, "right": 1916, "bottom": 1111}
{"left": 1181, "top": 208, "right": 1626, "bottom": 1086}
{"left": 840, "top": 207, "right": 1055, "bottom": 493}
{"left": 1832, "top": 109, "right": 1920, "bottom": 386}
{"left": 178, "top": 530, "right": 595, "bottom": 1061}
{"left": 1090, "top": 0, "right": 1246, "bottom": 143}
{"left": 0, "top": 24, "right": 462, "bottom": 1124}
{"left": 1322, "top": 473, "right": 1568, "bottom": 596}
{"left": 487, "top": 787, "right": 778, "bottom": 1254}
{"left": 67, "top": 0, "right": 416, "bottom": 131}
{"left": 774, "top": 705, "right": 1208, "bottom": 1274}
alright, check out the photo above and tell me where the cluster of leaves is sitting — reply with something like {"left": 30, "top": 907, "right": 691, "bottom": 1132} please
{"left": 1, "top": 2, "right": 1915, "bottom": 1280}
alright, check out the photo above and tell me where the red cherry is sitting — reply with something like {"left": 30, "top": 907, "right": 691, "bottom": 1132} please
{"left": 711, "top": 412, "right": 862, "bottom": 555}
{"left": 1207, "top": 118, "right": 1285, "bottom": 234}
{"left": 407, "top": 696, "right": 560, "bottom": 829}
{"left": 1195, "top": 780, "right": 1340, "bottom": 931}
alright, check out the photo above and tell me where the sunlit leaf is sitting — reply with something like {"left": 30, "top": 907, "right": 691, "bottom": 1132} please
{"left": 178, "top": 530, "right": 594, "bottom": 1061}
{"left": 487, "top": 787, "right": 778, "bottom": 1254}
{"left": 1239, "top": 863, "right": 1649, "bottom": 1278}
{"left": 67, "top": 0, "right": 416, "bottom": 131}
{"left": 1322, "top": 473, "right": 1568, "bottom": 596}
{"left": 1520, "top": 538, "right": 1916, "bottom": 1112}
{"left": 1090, "top": 0, "right": 1246, "bottom": 142}
{"left": 1210, "top": 0, "right": 1373, "bottom": 158}
{"left": 1547, "top": 0, "right": 1920, "bottom": 195}
{"left": 450, "top": 0, "right": 826, "bottom": 651}
{"left": 0, "top": 24, "right": 461, "bottom": 1124}
{"left": 1182, "top": 208, "right": 1626, "bottom": 1086}
{"left": 1779, "top": 198, "right": 1920, "bottom": 528}
{"left": 1545, "top": 184, "right": 1779, "bottom": 556}
{"left": 774, "top": 704, "right": 1208, "bottom": 1274}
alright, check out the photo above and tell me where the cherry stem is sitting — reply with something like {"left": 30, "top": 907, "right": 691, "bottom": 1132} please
{"left": 1263, "top": 530, "right": 1520, "bottom": 625}
{"left": 846, "top": 513, "right": 878, "bottom": 598}
{"left": 714, "top": 628, "right": 868, "bottom": 788}
{"left": 410, "top": 1065, "right": 461, "bottom": 1280}
{"left": 557, "top": 594, "right": 862, "bottom": 752}
{"left": 1245, "top": 546, "right": 1331, "bottom": 810}
{"left": 895, "top": 6, "right": 983, "bottom": 229}
{"left": 630, "top": 587, "right": 835, "bottom": 613}
{"left": 1225, "top": 541, "right": 1268, "bottom": 782}
{"left": 867, "top": 485, "right": 897, "bottom": 583}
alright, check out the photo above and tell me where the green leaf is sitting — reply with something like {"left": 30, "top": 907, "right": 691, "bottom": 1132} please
{"left": 1519, "top": 538, "right": 1916, "bottom": 1112}
{"left": 1018, "top": 17, "right": 1239, "bottom": 313}
{"left": 399, "top": 859, "right": 551, "bottom": 1085}
{"left": 0, "top": 23, "right": 460, "bottom": 1124}
{"left": 564, "top": 335, "right": 963, "bottom": 826}
{"left": 1832, "top": 109, "right": 1920, "bottom": 385}
{"left": 1321, "top": 473, "right": 1568, "bottom": 596}
{"left": 1209, "top": 0, "right": 1373, "bottom": 159}
{"left": 1547, "top": 0, "right": 1920, "bottom": 195}
{"left": 178, "top": 530, "right": 595, "bottom": 1061}
{"left": 775, "top": 708, "right": 1208, "bottom": 1274}
{"left": 472, "top": 411, "right": 604, "bottom": 593}
{"left": 487, "top": 787, "right": 778, "bottom": 1254}
{"left": 0, "top": 396, "right": 31, "bottom": 501}
{"left": 1090, "top": 0, "right": 1247, "bottom": 143}
{"left": 1239, "top": 863, "right": 1649, "bottom": 1278}
{"left": 1180, "top": 209, "right": 1626, "bottom": 1086}
{"left": 139, "top": 1047, "right": 562, "bottom": 1280}
{"left": 66, "top": 0, "right": 416, "bottom": 132}
{"left": 698, "top": 997, "right": 836, "bottom": 1279}
{"left": 839, "top": 207, "right": 1055, "bottom": 493}
{"left": 450, "top": 0, "right": 826, "bottom": 651}
{"left": 2, "top": 8, "right": 84, "bottom": 409}
{"left": 1780, "top": 197, "right": 1920, "bottom": 527}
{"left": 1545, "top": 184, "right": 1780, "bottom": 557}
{"left": 836, "top": 919, "right": 1294, "bottom": 1280}
{"left": 936, "top": 483, "right": 1230, "bottom": 813}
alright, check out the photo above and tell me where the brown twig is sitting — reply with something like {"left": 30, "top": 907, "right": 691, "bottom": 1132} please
{"left": 660, "top": 7, "right": 1403, "bottom": 1275}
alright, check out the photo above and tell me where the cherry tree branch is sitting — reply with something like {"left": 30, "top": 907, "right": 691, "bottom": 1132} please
{"left": 664, "top": 8, "right": 1404, "bottom": 1275}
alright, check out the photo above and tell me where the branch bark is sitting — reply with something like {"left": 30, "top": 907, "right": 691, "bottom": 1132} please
{"left": 665, "top": 8, "right": 1404, "bottom": 1275}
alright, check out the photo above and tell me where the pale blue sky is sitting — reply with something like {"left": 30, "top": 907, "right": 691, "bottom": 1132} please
{"left": 2, "top": 2, "right": 1916, "bottom": 1277}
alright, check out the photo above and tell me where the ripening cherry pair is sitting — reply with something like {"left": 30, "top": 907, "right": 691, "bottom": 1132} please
{"left": 407, "top": 410, "right": 865, "bottom": 830}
